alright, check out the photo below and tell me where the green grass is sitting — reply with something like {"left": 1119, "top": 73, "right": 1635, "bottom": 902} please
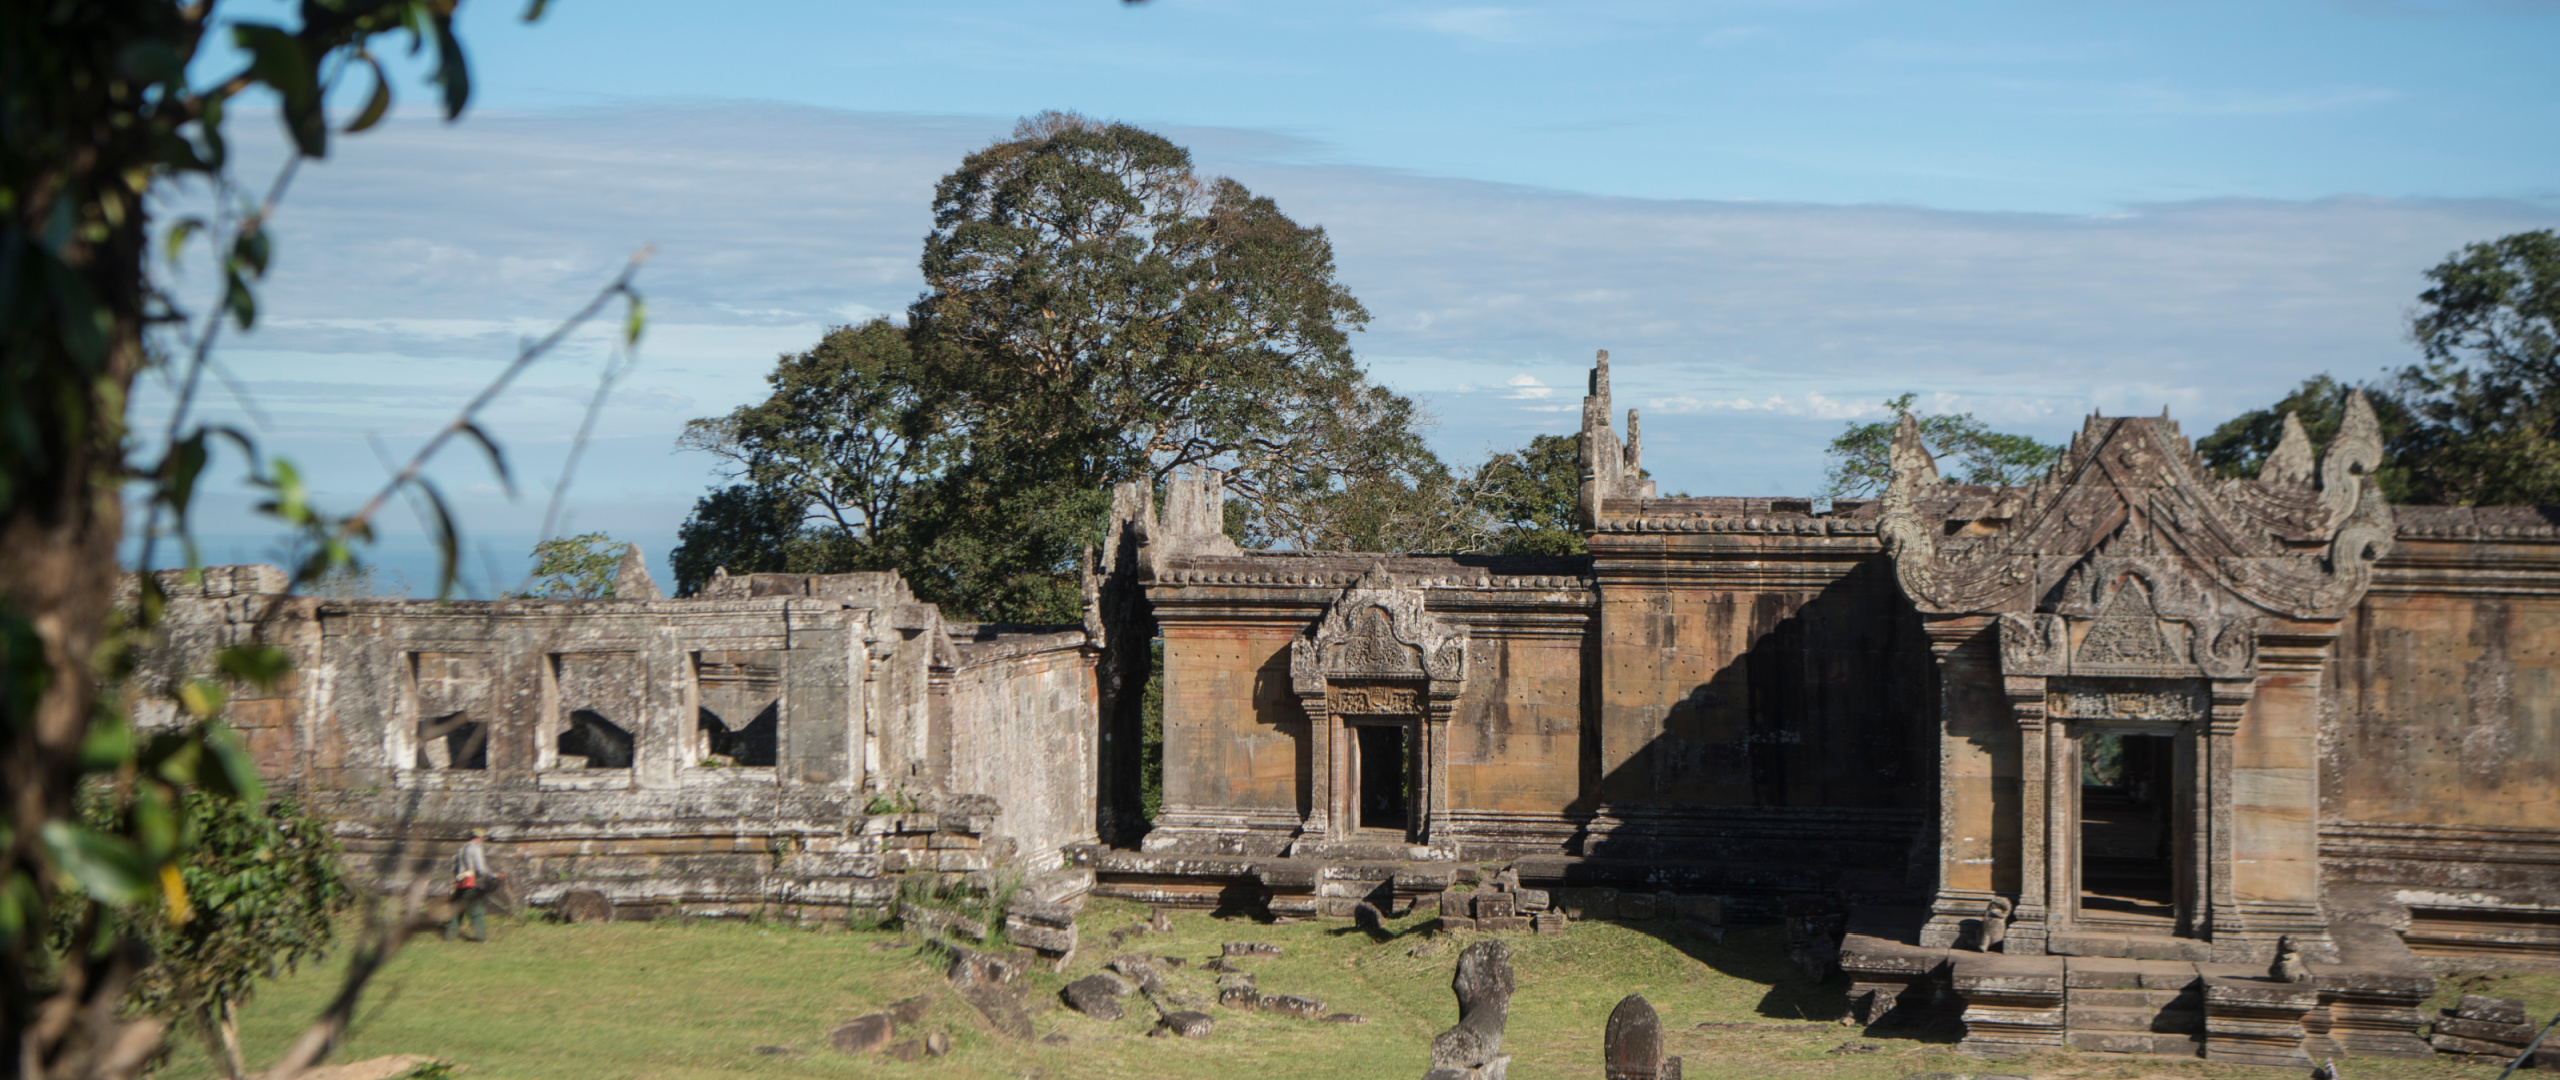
{"left": 152, "top": 901, "right": 2558, "bottom": 1080}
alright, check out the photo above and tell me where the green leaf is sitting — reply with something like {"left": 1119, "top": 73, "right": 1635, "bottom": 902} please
{"left": 414, "top": 479, "right": 463, "bottom": 599}
{"left": 116, "top": 39, "right": 187, "bottom": 88}
{"left": 215, "top": 644, "right": 296, "bottom": 693}
{"left": 202, "top": 724, "right": 267, "bottom": 805}
{"left": 522, "top": 0, "right": 552, "bottom": 20}
{"left": 78, "top": 715, "right": 134, "bottom": 773}
{"left": 348, "top": 55, "right": 394, "bottom": 134}
{"left": 429, "top": 14, "right": 473, "bottom": 120}
{"left": 163, "top": 216, "right": 206, "bottom": 267}
{"left": 231, "top": 24, "right": 327, "bottom": 157}
{"left": 458, "top": 422, "right": 515, "bottom": 496}
{"left": 623, "top": 293, "right": 648, "bottom": 348}
{"left": 40, "top": 821, "right": 152, "bottom": 904}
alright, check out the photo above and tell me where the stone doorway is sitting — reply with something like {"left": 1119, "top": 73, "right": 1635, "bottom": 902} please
{"left": 1351, "top": 720, "right": 1413, "bottom": 834}
{"left": 2077, "top": 730, "right": 2179, "bottom": 930}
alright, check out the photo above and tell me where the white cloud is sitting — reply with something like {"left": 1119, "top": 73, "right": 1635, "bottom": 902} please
{"left": 1504, "top": 374, "right": 1554, "bottom": 399}
{"left": 139, "top": 104, "right": 2560, "bottom": 588}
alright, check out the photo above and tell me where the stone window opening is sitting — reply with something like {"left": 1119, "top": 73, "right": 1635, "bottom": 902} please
{"left": 698, "top": 702, "right": 778, "bottom": 767}
{"left": 557, "top": 709, "right": 635, "bottom": 769}
{"left": 544, "top": 652, "right": 642, "bottom": 771}
{"left": 2075, "top": 729, "right": 2181, "bottom": 932}
{"left": 415, "top": 711, "right": 488, "bottom": 770}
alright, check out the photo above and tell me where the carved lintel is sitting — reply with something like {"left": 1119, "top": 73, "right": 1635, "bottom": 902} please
{"left": 1998, "top": 613, "right": 2068, "bottom": 676}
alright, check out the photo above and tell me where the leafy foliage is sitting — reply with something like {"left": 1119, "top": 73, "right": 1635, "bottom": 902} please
{"left": 2391, "top": 230, "right": 2560, "bottom": 505}
{"left": 517, "top": 532, "right": 622, "bottom": 600}
{"left": 1472, "top": 434, "right": 1590, "bottom": 555}
{"left": 1823, "top": 394, "right": 2061, "bottom": 497}
{"left": 0, "top": 4, "right": 632, "bottom": 1074}
{"left": 2195, "top": 375, "right": 2415, "bottom": 500}
{"left": 675, "top": 113, "right": 1447, "bottom": 620}
{"left": 105, "top": 792, "right": 351, "bottom": 1075}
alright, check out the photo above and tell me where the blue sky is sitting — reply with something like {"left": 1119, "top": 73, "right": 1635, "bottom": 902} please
{"left": 142, "top": 0, "right": 2560, "bottom": 594}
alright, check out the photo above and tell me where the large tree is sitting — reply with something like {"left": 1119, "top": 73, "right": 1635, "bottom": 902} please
{"left": 2391, "top": 230, "right": 2560, "bottom": 505}
{"left": 2195, "top": 375, "right": 2414, "bottom": 500}
{"left": 677, "top": 113, "right": 1450, "bottom": 619}
{"left": 1823, "top": 394, "right": 2060, "bottom": 497}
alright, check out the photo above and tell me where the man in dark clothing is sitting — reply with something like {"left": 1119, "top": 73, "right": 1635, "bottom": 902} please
{"left": 444, "top": 828, "right": 504, "bottom": 942}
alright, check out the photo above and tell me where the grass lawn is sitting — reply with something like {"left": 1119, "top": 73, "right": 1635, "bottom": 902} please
{"left": 154, "top": 900, "right": 2560, "bottom": 1080}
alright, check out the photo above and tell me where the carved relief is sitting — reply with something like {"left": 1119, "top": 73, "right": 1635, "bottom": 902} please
{"left": 2048, "top": 678, "right": 2208, "bottom": 722}
{"left": 1876, "top": 396, "right": 2393, "bottom": 683}
{"left": 1330, "top": 682, "right": 1420, "bottom": 716}
{"left": 1291, "top": 563, "right": 1468, "bottom": 697}
{"left": 2075, "top": 586, "right": 2180, "bottom": 667}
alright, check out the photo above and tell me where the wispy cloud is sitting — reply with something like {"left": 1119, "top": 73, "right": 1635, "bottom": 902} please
{"left": 143, "top": 104, "right": 2560, "bottom": 588}
{"left": 1392, "top": 6, "right": 1544, "bottom": 45}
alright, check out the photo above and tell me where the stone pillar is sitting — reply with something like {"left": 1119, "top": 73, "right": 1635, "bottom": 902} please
{"left": 2007, "top": 674, "right": 2051, "bottom": 956}
{"left": 634, "top": 626, "right": 688, "bottom": 789}
{"left": 1424, "top": 681, "right": 1458, "bottom": 847}
{"left": 1922, "top": 615, "right": 2012, "bottom": 949}
{"left": 1300, "top": 687, "right": 1335, "bottom": 839}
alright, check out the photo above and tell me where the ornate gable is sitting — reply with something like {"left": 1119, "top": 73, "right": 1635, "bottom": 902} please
{"left": 1879, "top": 396, "right": 2395, "bottom": 675}
{"left": 1290, "top": 564, "right": 1467, "bottom": 696}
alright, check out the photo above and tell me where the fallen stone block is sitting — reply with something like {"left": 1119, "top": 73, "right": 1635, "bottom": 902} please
{"left": 1472, "top": 892, "right": 1515, "bottom": 920}
{"left": 1062, "top": 974, "right": 1129, "bottom": 1020}
{"left": 1442, "top": 914, "right": 1477, "bottom": 932}
{"left": 1005, "top": 919, "right": 1075, "bottom": 953}
{"left": 1534, "top": 913, "right": 1568, "bottom": 937}
{"left": 888, "top": 995, "right": 934, "bottom": 1026}
{"left": 555, "top": 889, "right": 613, "bottom": 924}
{"left": 1222, "top": 941, "right": 1282, "bottom": 958}
{"left": 829, "top": 1014, "right": 896, "bottom": 1056}
{"left": 1152, "top": 1011, "right": 1215, "bottom": 1039}
{"left": 1323, "top": 1013, "right": 1367, "bottom": 1024}
{"left": 2459, "top": 995, "right": 2532, "bottom": 1027}
{"left": 945, "top": 943, "right": 1028, "bottom": 986}
{"left": 956, "top": 980, "right": 1034, "bottom": 1041}
{"left": 1258, "top": 993, "right": 1327, "bottom": 1019}
{"left": 1514, "top": 888, "right": 1550, "bottom": 912}
{"left": 2436, "top": 1015, "right": 2536, "bottom": 1044}
{"left": 1481, "top": 915, "right": 1531, "bottom": 933}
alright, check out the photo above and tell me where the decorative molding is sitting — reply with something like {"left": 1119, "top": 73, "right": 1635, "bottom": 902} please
{"left": 1288, "top": 563, "right": 1467, "bottom": 697}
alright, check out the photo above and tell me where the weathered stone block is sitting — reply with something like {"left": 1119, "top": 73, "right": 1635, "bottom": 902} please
{"left": 2458, "top": 995, "right": 2531, "bottom": 1027}
{"left": 1152, "top": 1011, "right": 1214, "bottom": 1039}
{"left": 1258, "top": 994, "right": 1326, "bottom": 1019}
{"left": 1061, "top": 974, "right": 1126, "bottom": 1020}
{"left": 829, "top": 1014, "right": 895, "bottom": 1056}
{"left": 2436, "top": 1016, "right": 2535, "bottom": 1044}
{"left": 555, "top": 889, "right": 613, "bottom": 924}
{"left": 1618, "top": 892, "right": 1657, "bottom": 920}
{"left": 1513, "top": 888, "right": 1550, "bottom": 912}
{"left": 1472, "top": 892, "right": 1515, "bottom": 920}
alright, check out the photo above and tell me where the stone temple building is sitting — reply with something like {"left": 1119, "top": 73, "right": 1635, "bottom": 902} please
{"left": 146, "top": 351, "right": 2560, "bottom": 1063}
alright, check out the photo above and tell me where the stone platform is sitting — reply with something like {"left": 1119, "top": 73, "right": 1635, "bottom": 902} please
{"left": 1839, "top": 908, "right": 2435, "bottom": 1063}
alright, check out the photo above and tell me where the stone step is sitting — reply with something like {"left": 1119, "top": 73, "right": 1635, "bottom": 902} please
{"left": 2069, "top": 1030, "right": 2205, "bottom": 1056}
{"left": 2067, "top": 988, "right": 2193, "bottom": 1009}
{"left": 2067, "top": 1005, "right": 2204, "bottom": 1033}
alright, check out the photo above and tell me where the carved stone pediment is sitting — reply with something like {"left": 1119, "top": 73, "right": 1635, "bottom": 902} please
{"left": 1879, "top": 396, "right": 2394, "bottom": 652}
{"left": 1291, "top": 564, "right": 1467, "bottom": 697}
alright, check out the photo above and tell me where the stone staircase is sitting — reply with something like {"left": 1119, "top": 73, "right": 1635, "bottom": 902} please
{"left": 2061, "top": 959, "right": 2207, "bottom": 1056}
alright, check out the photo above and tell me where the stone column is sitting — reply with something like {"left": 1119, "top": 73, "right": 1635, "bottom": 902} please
{"left": 1424, "top": 683, "right": 1457, "bottom": 847}
{"left": 1921, "top": 614, "right": 2011, "bottom": 949}
{"left": 634, "top": 626, "right": 688, "bottom": 790}
{"left": 1300, "top": 687, "right": 1335, "bottom": 839}
{"left": 2007, "top": 674, "right": 2052, "bottom": 955}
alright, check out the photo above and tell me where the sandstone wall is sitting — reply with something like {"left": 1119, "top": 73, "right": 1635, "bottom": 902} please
{"left": 2325, "top": 514, "right": 2560, "bottom": 896}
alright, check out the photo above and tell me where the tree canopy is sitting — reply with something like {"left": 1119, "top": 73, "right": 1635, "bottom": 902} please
{"left": 2391, "top": 230, "right": 2560, "bottom": 505}
{"left": 675, "top": 113, "right": 1453, "bottom": 618}
{"left": 1823, "top": 394, "right": 2060, "bottom": 497}
{"left": 2195, "top": 375, "right": 2415, "bottom": 500}
{"left": 2201, "top": 230, "right": 2560, "bottom": 507}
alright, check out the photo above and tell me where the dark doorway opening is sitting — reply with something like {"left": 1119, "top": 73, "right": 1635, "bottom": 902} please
{"left": 2080, "top": 731, "right": 2176, "bottom": 927}
{"left": 1354, "top": 723, "right": 1410, "bottom": 833}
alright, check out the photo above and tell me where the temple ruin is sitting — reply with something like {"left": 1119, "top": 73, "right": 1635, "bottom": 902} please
{"left": 142, "top": 350, "right": 2560, "bottom": 1063}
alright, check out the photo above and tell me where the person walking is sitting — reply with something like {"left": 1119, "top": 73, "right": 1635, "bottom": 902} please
{"left": 445, "top": 827, "right": 504, "bottom": 942}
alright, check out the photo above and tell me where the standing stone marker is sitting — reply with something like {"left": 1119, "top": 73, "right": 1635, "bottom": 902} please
{"left": 1603, "top": 994, "right": 1682, "bottom": 1080}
